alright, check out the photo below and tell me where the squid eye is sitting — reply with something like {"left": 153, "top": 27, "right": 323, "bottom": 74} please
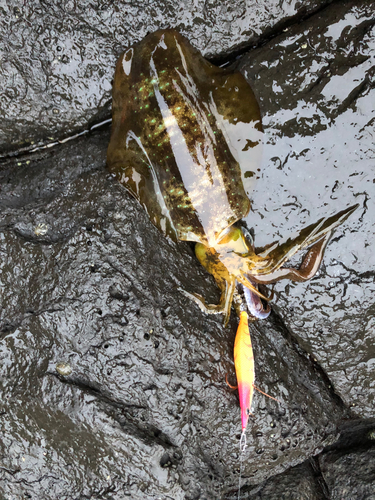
{"left": 246, "top": 408, "right": 250, "bottom": 415}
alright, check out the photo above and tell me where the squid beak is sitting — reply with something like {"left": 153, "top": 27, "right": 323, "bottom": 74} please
{"left": 243, "top": 282, "right": 271, "bottom": 320}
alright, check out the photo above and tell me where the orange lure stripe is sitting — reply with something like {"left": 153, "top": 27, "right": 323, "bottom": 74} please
{"left": 234, "top": 311, "right": 254, "bottom": 431}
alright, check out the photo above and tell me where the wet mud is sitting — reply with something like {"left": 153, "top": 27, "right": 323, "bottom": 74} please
{"left": 1, "top": 0, "right": 374, "bottom": 499}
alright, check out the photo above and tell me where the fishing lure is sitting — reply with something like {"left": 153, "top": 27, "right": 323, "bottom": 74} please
{"left": 232, "top": 311, "right": 278, "bottom": 430}
{"left": 234, "top": 311, "right": 255, "bottom": 432}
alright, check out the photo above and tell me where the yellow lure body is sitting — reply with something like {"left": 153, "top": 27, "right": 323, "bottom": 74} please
{"left": 234, "top": 311, "right": 255, "bottom": 431}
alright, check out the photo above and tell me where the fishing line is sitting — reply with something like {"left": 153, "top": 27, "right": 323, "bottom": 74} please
{"left": 237, "top": 430, "right": 247, "bottom": 500}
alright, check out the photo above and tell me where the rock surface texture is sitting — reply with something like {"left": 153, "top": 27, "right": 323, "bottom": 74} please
{"left": 0, "top": 1, "right": 374, "bottom": 499}
{"left": 0, "top": 0, "right": 333, "bottom": 154}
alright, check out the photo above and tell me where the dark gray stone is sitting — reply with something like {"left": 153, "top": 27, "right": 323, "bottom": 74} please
{"left": 0, "top": 132, "right": 348, "bottom": 499}
{"left": 238, "top": 462, "right": 323, "bottom": 500}
{"left": 320, "top": 447, "right": 375, "bottom": 500}
{"left": 0, "top": 0, "right": 333, "bottom": 153}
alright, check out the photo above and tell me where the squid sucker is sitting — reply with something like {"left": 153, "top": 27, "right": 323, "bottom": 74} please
{"left": 107, "top": 29, "right": 358, "bottom": 324}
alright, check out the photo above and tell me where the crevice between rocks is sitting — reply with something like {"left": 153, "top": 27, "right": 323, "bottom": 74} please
{"left": 324, "top": 418, "right": 375, "bottom": 454}
{"left": 211, "top": 0, "right": 340, "bottom": 64}
{"left": 46, "top": 372, "right": 178, "bottom": 451}
{"left": 0, "top": 299, "right": 76, "bottom": 338}
{"left": 309, "top": 456, "right": 330, "bottom": 499}
{"left": 0, "top": 118, "right": 112, "bottom": 163}
{"left": 0, "top": 0, "right": 359, "bottom": 163}
{"left": 309, "top": 418, "right": 375, "bottom": 498}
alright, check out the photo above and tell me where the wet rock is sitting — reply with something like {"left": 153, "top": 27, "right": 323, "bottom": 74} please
{"left": 1, "top": 0, "right": 375, "bottom": 497}
{"left": 239, "top": 462, "right": 324, "bottom": 500}
{"left": 0, "top": 133, "right": 349, "bottom": 498}
{"left": 0, "top": 0, "right": 333, "bottom": 153}
{"left": 320, "top": 447, "right": 375, "bottom": 499}
{"left": 237, "top": 0, "right": 375, "bottom": 418}
{"left": 237, "top": 420, "right": 375, "bottom": 499}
